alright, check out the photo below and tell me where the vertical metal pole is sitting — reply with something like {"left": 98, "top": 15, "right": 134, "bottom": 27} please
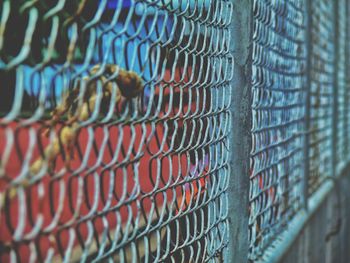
{"left": 225, "top": 0, "right": 253, "bottom": 262}
{"left": 332, "top": 0, "right": 339, "bottom": 178}
{"left": 302, "top": 0, "right": 312, "bottom": 209}
{"left": 345, "top": 2, "right": 350, "bottom": 162}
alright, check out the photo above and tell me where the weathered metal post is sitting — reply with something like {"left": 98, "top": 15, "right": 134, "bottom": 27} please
{"left": 302, "top": 0, "right": 312, "bottom": 209}
{"left": 345, "top": 0, "right": 350, "bottom": 160}
{"left": 332, "top": 0, "right": 339, "bottom": 178}
{"left": 225, "top": 0, "right": 253, "bottom": 262}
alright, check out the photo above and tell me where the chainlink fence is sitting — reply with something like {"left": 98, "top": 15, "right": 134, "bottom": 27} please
{"left": 249, "top": 0, "right": 350, "bottom": 261}
{"left": 0, "top": 0, "right": 233, "bottom": 262}
{"left": 307, "top": 0, "right": 335, "bottom": 194}
{"left": 0, "top": 0, "right": 349, "bottom": 262}
{"left": 249, "top": 0, "right": 306, "bottom": 259}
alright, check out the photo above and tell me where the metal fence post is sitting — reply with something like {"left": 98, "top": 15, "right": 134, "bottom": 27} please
{"left": 332, "top": 0, "right": 339, "bottom": 178}
{"left": 303, "top": 0, "right": 312, "bottom": 209}
{"left": 226, "top": 0, "right": 253, "bottom": 262}
{"left": 346, "top": 0, "right": 350, "bottom": 161}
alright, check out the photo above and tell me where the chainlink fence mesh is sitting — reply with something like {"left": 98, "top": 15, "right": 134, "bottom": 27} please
{"left": 249, "top": 0, "right": 350, "bottom": 261}
{"left": 307, "top": 0, "right": 335, "bottom": 194}
{"left": 249, "top": 0, "right": 306, "bottom": 259}
{"left": 0, "top": 0, "right": 233, "bottom": 262}
{"left": 1, "top": 0, "right": 350, "bottom": 262}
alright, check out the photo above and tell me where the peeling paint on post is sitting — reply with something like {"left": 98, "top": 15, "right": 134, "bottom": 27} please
{"left": 225, "top": 0, "right": 253, "bottom": 262}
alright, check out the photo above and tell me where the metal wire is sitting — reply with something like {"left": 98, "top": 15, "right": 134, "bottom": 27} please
{"left": 0, "top": 0, "right": 233, "bottom": 262}
{"left": 249, "top": 0, "right": 306, "bottom": 259}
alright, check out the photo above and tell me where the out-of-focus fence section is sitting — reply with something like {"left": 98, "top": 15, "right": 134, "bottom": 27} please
{"left": 248, "top": 0, "right": 350, "bottom": 262}
{"left": 307, "top": 0, "right": 335, "bottom": 194}
{"left": 249, "top": 0, "right": 306, "bottom": 260}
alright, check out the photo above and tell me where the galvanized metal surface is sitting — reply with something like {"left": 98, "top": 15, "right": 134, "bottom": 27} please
{"left": 225, "top": 0, "right": 252, "bottom": 262}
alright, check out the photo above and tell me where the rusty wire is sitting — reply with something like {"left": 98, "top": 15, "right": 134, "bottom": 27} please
{"left": 0, "top": 0, "right": 233, "bottom": 262}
